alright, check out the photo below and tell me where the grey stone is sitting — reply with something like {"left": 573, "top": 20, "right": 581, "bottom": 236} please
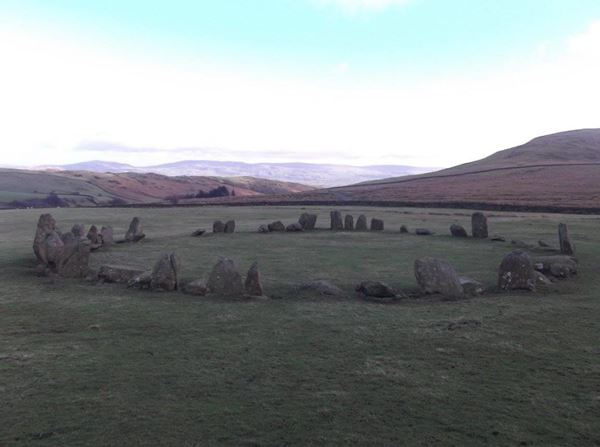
{"left": 183, "top": 280, "right": 208, "bottom": 296}
{"left": 355, "top": 281, "right": 395, "bottom": 298}
{"left": 400, "top": 225, "right": 409, "bottom": 234}
{"left": 459, "top": 277, "right": 484, "bottom": 296}
{"left": 33, "top": 213, "right": 57, "bottom": 264}
{"left": 533, "top": 255, "right": 578, "bottom": 278}
{"left": 191, "top": 229, "right": 206, "bottom": 237}
{"left": 370, "top": 218, "right": 384, "bottom": 231}
{"left": 71, "top": 224, "right": 86, "bottom": 238}
{"left": 415, "top": 228, "right": 433, "bottom": 236}
{"left": 450, "top": 224, "right": 468, "bottom": 237}
{"left": 414, "top": 257, "right": 464, "bottom": 298}
{"left": 150, "top": 253, "right": 181, "bottom": 291}
{"left": 87, "top": 225, "right": 100, "bottom": 245}
{"left": 491, "top": 235, "right": 506, "bottom": 242}
{"left": 98, "top": 265, "right": 146, "bottom": 284}
{"left": 558, "top": 223, "right": 574, "bottom": 255}
{"left": 300, "top": 280, "right": 344, "bottom": 296}
{"left": 355, "top": 215, "right": 368, "bottom": 231}
{"left": 471, "top": 212, "right": 488, "bottom": 238}
{"left": 498, "top": 250, "right": 536, "bottom": 291}
{"left": 125, "top": 217, "right": 145, "bottom": 242}
{"left": 207, "top": 259, "right": 244, "bottom": 296}
{"left": 100, "top": 226, "right": 114, "bottom": 246}
{"left": 58, "top": 232, "right": 91, "bottom": 278}
{"left": 258, "top": 224, "right": 270, "bottom": 233}
{"left": 299, "top": 213, "right": 317, "bottom": 230}
{"left": 245, "top": 262, "right": 264, "bottom": 296}
{"left": 213, "top": 220, "right": 225, "bottom": 233}
{"left": 286, "top": 222, "right": 303, "bottom": 232}
{"left": 330, "top": 211, "right": 344, "bottom": 231}
{"left": 344, "top": 215, "right": 354, "bottom": 231}
{"left": 268, "top": 221, "right": 285, "bottom": 232}
{"left": 224, "top": 220, "right": 236, "bottom": 234}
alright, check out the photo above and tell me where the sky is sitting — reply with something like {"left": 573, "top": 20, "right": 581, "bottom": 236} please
{"left": 2, "top": 0, "right": 600, "bottom": 168}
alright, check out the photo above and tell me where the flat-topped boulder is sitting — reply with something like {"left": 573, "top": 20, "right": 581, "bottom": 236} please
{"left": 533, "top": 255, "right": 578, "bottom": 278}
{"left": 414, "top": 257, "right": 464, "bottom": 298}
{"left": 355, "top": 281, "right": 395, "bottom": 298}
{"left": 125, "top": 217, "right": 145, "bottom": 242}
{"left": 245, "top": 262, "right": 264, "bottom": 296}
{"left": 286, "top": 222, "right": 303, "bottom": 232}
{"left": 471, "top": 212, "right": 488, "bottom": 238}
{"left": 558, "top": 223, "right": 574, "bottom": 255}
{"left": 299, "top": 213, "right": 317, "bottom": 230}
{"left": 150, "top": 253, "right": 181, "bottom": 291}
{"left": 98, "top": 265, "right": 147, "bottom": 284}
{"left": 268, "top": 221, "right": 285, "bottom": 232}
{"left": 213, "top": 220, "right": 225, "bottom": 233}
{"left": 330, "top": 211, "right": 344, "bottom": 231}
{"left": 498, "top": 250, "right": 536, "bottom": 291}
{"left": 344, "top": 215, "right": 354, "bottom": 231}
{"left": 207, "top": 258, "right": 244, "bottom": 296}
{"left": 224, "top": 220, "right": 236, "bottom": 234}
{"left": 415, "top": 228, "right": 433, "bottom": 236}
{"left": 370, "top": 218, "right": 384, "bottom": 231}
{"left": 450, "top": 224, "right": 468, "bottom": 238}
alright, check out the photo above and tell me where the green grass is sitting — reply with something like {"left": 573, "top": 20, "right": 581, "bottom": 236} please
{"left": 1, "top": 206, "right": 599, "bottom": 446}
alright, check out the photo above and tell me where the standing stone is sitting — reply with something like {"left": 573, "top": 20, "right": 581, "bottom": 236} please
{"left": 414, "top": 257, "right": 464, "bottom": 298}
{"left": 207, "top": 259, "right": 244, "bottom": 296}
{"left": 356, "top": 215, "right": 368, "bottom": 231}
{"left": 471, "top": 212, "right": 488, "bottom": 238}
{"left": 450, "top": 224, "right": 468, "bottom": 238}
{"left": 100, "top": 226, "right": 114, "bottom": 246}
{"left": 299, "top": 213, "right": 317, "bottom": 230}
{"left": 370, "top": 218, "right": 384, "bottom": 231}
{"left": 87, "top": 225, "right": 101, "bottom": 245}
{"left": 344, "top": 215, "right": 354, "bottom": 231}
{"left": 58, "top": 232, "right": 91, "bottom": 278}
{"left": 558, "top": 223, "right": 574, "bottom": 255}
{"left": 498, "top": 250, "right": 536, "bottom": 291}
{"left": 33, "top": 214, "right": 57, "bottom": 264}
{"left": 400, "top": 225, "right": 409, "bottom": 234}
{"left": 213, "top": 220, "right": 225, "bottom": 233}
{"left": 268, "top": 221, "right": 285, "bottom": 232}
{"left": 330, "top": 211, "right": 344, "bottom": 231}
{"left": 245, "top": 262, "right": 264, "bottom": 296}
{"left": 224, "top": 220, "right": 236, "bottom": 234}
{"left": 42, "top": 231, "right": 65, "bottom": 269}
{"left": 71, "top": 224, "right": 86, "bottom": 238}
{"left": 125, "top": 217, "right": 145, "bottom": 242}
{"left": 150, "top": 253, "right": 181, "bottom": 291}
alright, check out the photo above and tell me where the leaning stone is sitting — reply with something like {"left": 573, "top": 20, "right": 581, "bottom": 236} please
{"left": 415, "top": 228, "right": 433, "bottom": 236}
{"left": 183, "top": 280, "right": 208, "bottom": 296}
{"left": 125, "top": 217, "right": 145, "bottom": 242}
{"left": 299, "top": 280, "right": 344, "bottom": 296}
{"left": 286, "top": 222, "right": 303, "bottom": 232}
{"left": 245, "top": 262, "right": 264, "bottom": 296}
{"left": 558, "top": 223, "right": 574, "bottom": 255}
{"left": 370, "top": 218, "right": 384, "bottom": 231}
{"left": 400, "top": 225, "right": 409, "bottom": 234}
{"left": 268, "top": 221, "right": 285, "bottom": 232}
{"left": 98, "top": 265, "right": 146, "bottom": 284}
{"left": 414, "top": 257, "right": 464, "bottom": 298}
{"left": 471, "top": 212, "right": 488, "bottom": 238}
{"left": 258, "top": 224, "right": 270, "bottom": 233}
{"left": 213, "top": 220, "right": 225, "bottom": 233}
{"left": 355, "top": 215, "right": 368, "bottom": 231}
{"left": 299, "top": 213, "right": 317, "bottom": 230}
{"left": 191, "top": 229, "right": 206, "bottom": 237}
{"left": 344, "top": 215, "right": 354, "bottom": 231}
{"left": 330, "top": 211, "right": 344, "bottom": 231}
{"left": 150, "top": 253, "right": 181, "bottom": 291}
{"left": 33, "top": 213, "right": 57, "bottom": 264}
{"left": 355, "top": 281, "right": 395, "bottom": 298}
{"left": 450, "top": 224, "right": 468, "bottom": 237}
{"left": 224, "top": 220, "right": 236, "bottom": 234}
{"left": 498, "top": 250, "right": 536, "bottom": 291}
{"left": 207, "top": 259, "right": 244, "bottom": 296}
{"left": 58, "top": 233, "right": 92, "bottom": 278}
{"left": 100, "top": 226, "right": 114, "bottom": 246}
{"left": 459, "top": 277, "right": 484, "bottom": 296}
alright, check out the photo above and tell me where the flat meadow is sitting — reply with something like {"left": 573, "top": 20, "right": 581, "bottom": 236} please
{"left": 1, "top": 206, "right": 599, "bottom": 446}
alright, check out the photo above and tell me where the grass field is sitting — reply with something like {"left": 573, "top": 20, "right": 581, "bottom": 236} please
{"left": 1, "top": 206, "right": 599, "bottom": 446}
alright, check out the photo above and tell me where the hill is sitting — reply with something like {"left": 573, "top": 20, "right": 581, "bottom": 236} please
{"left": 219, "top": 129, "right": 600, "bottom": 211}
{"left": 41, "top": 160, "right": 435, "bottom": 188}
{"left": 0, "top": 168, "right": 314, "bottom": 208}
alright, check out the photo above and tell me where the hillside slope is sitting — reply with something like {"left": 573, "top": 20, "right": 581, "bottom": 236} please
{"left": 0, "top": 169, "right": 314, "bottom": 208}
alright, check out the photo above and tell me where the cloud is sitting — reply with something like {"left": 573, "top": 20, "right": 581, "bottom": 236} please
{"left": 313, "top": 0, "right": 411, "bottom": 13}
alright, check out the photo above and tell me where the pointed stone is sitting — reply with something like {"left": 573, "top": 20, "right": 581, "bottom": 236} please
{"left": 245, "top": 262, "right": 264, "bottom": 296}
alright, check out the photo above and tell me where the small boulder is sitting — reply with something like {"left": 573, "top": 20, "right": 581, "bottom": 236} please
{"left": 498, "top": 250, "right": 536, "bottom": 291}
{"left": 98, "top": 265, "right": 146, "bottom": 284}
{"left": 258, "top": 224, "right": 270, "bottom": 233}
{"left": 330, "top": 211, "right": 344, "bottom": 231}
{"left": 450, "top": 224, "right": 468, "bottom": 238}
{"left": 344, "top": 215, "right": 354, "bottom": 231}
{"left": 355, "top": 281, "right": 395, "bottom": 298}
{"left": 299, "top": 213, "right": 317, "bottom": 230}
{"left": 491, "top": 235, "right": 506, "bottom": 242}
{"left": 183, "top": 280, "right": 208, "bottom": 296}
{"left": 300, "top": 280, "right": 344, "bottom": 296}
{"left": 207, "top": 259, "right": 244, "bottom": 296}
{"left": 268, "top": 221, "right": 285, "bottom": 232}
{"left": 355, "top": 215, "right": 368, "bottom": 231}
{"left": 245, "top": 262, "right": 264, "bottom": 296}
{"left": 558, "top": 223, "right": 574, "bottom": 255}
{"left": 459, "top": 277, "right": 484, "bottom": 296}
{"left": 286, "top": 222, "right": 303, "bottom": 232}
{"left": 471, "top": 212, "right": 488, "bottom": 238}
{"left": 125, "top": 217, "right": 145, "bottom": 242}
{"left": 538, "top": 240, "right": 550, "bottom": 248}
{"left": 533, "top": 255, "right": 578, "bottom": 278}
{"left": 370, "top": 218, "right": 384, "bottom": 231}
{"left": 224, "top": 220, "right": 236, "bottom": 234}
{"left": 535, "top": 271, "right": 553, "bottom": 286}
{"left": 127, "top": 271, "right": 152, "bottom": 289}
{"left": 415, "top": 228, "right": 433, "bottom": 236}
{"left": 511, "top": 240, "right": 529, "bottom": 249}
{"left": 191, "top": 229, "right": 206, "bottom": 237}
{"left": 213, "top": 220, "right": 225, "bottom": 233}
{"left": 414, "top": 257, "right": 464, "bottom": 298}
{"left": 400, "top": 225, "right": 409, "bottom": 234}
{"left": 150, "top": 253, "right": 181, "bottom": 291}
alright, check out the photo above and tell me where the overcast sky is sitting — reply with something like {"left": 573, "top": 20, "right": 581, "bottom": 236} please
{"left": 1, "top": 0, "right": 600, "bottom": 168}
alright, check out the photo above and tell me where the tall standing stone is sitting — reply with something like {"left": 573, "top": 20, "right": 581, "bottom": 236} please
{"left": 224, "top": 220, "right": 236, "bottom": 234}
{"left": 498, "top": 250, "right": 536, "bottom": 291}
{"left": 370, "top": 218, "right": 384, "bottom": 231}
{"left": 344, "top": 215, "right": 354, "bottom": 231}
{"left": 58, "top": 232, "right": 91, "bottom": 278}
{"left": 33, "top": 214, "right": 57, "bottom": 264}
{"left": 330, "top": 211, "right": 344, "bottom": 231}
{"left": 245, "top": 262, "right": 264, "bottom": 296}
{"left": 356, "top": 215, "right": 368, "bottom": 231}
{"left": 87, "top": 225, "right": 101, "bottom": 245}
{"left": 125, "top": 217, "right": 145, "bottom": 242}
{"left": 558, "top": 223, "right": 574, "bottom": 255}
{"left": 150, "top": 253, "right": 181, "bottom": 291}
{"left": 471, "top": 212, "right": 488, "bottom": 239}
{"left": 100, "top": 226, "right": 114, "bottom": 246}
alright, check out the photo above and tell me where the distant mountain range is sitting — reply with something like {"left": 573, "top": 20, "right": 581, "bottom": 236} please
{"left": 40, "top": 160, "right": 435, "bottom": 188}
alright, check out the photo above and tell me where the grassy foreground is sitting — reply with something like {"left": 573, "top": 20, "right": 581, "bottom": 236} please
{"left": 1, "top": 206, "right": 599, "bottom": 446}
